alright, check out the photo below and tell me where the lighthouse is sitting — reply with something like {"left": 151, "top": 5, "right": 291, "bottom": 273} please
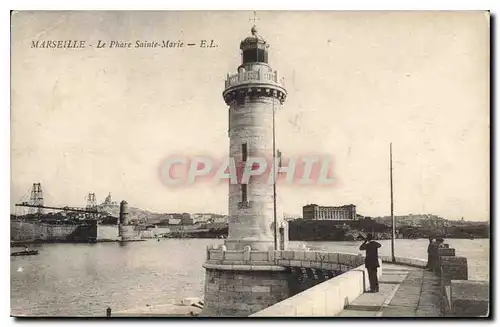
{"left": 223, "top": 25, "right": 287, "bottom": 251}
{"left": 202, "top": 23, "right": 290, "bottom": 317}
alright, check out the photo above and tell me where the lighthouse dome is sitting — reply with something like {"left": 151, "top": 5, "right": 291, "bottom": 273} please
{"left": 240, "top": 25, "right": 269, "bottom": 64}
{"left": 240, "top": 25, "right": 268, "bottom": 50}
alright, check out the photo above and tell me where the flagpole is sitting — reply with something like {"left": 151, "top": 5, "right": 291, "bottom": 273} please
{"left": 390, "top": 143, "right": 395, "bottom": 263}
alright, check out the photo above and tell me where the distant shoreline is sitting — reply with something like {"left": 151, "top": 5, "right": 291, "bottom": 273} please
{"left": 10, "top": 236, "right": 489, "bottom": 246}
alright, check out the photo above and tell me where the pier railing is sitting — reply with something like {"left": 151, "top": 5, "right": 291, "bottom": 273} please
{"left": 205, "top": 245, "right": 366, "bottom": 271}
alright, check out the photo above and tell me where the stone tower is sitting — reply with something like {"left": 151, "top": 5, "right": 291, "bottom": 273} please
{"left": 201, "top": 25, "right": 290, "bottom": 317}
{"left": 118, "top": 200, "right": 140, "bottom": 241}
{"left": 224, "top": 25, "right": 287, "bottom": 251}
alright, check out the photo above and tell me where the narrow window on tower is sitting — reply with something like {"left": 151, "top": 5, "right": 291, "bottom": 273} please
{"left": 241, "top": 184, "right": 247, "bottom": 204}
{"left": 242, "top": 142, "right": 248, "bottom": 162}
{"left": 238, "top": 142, "right": 250, "bottom": 208}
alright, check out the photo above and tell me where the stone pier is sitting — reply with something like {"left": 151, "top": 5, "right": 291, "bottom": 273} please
{"left": 202, "top": 246, "right": 369, "bottom": 317}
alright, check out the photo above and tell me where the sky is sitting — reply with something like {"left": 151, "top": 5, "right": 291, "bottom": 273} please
{"left": 10, "top": 11, "right": 490, "bottom": 220}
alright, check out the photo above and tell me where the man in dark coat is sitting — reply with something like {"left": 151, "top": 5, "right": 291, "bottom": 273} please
{"left": 359, "top": 233, "right": 381, "bottom": 293}
{"left": 426, "top": 237, "right": 435, "bottom": 269}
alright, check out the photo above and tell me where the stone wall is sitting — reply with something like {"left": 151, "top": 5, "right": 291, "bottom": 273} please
{"left": 202, "top": 267, "right": 290, "bottom": 317}
{"left": 250, "top": 262, "right": 382, "bottom": 317}
{"left": 11, "top": 221, "right": 45, "bottom": 241}
{"left": 275, "top": 250, "right": 365, "bottom": 270}
{"left": 440, "top": 256, "right": 468, "bottom": 283}
{"left": 445, "top": 280, "right": 489, "bottom": 317}
{"left": 429, "top": 244, "right": 490, "bottom": 317}
{"left": 379, "top": 255, "right": 427, "bottom": 268}
{"left": 97, "top": 224, "right": 119, "bottom": 241}
{"left": 288, "top": 267, "right": 342, "bottom": 296}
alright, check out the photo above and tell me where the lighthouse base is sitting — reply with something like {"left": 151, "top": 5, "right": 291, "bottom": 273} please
{"left": 201, "top": 264, "right": 290, "bottom": 317}
{"left": 201, "top": 245, "right": 292, "bottom": 317}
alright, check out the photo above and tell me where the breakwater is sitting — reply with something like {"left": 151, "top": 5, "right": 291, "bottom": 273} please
{"left": 250, "top": 245, "right": 489, "bottom": 317}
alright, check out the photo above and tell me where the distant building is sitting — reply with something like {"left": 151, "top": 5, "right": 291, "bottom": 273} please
{"left": 96, "top": 192, "right": 119, "bottom": 216}
{"left": 102, "top": 193, "right": 118, "bottom": 206}
{"left": 284, "top": 214, "right": 301, "bottom": 221}
{"left": 212, "top": 216, "right": 228, "bottom": 224}
{"left": 303, "top": 204, "right": 357, "bottom": 221}
{"left": 192, "top": 213, "right": 213, "bottom": 224}
{"left": 163, "top": 213, "right": 194, "bottom": 225}
{"left": 181, "top": 213, "right": 193, "bottom": 225}
{"left": 168, "top": 218, "right": 182, "bottom": 225}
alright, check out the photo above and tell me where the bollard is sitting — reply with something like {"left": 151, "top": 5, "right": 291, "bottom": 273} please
{"left": 436, "top": 247, "right": 456, "bottom": 275}
{"left": 106, "top": 307, "right": 111, "bottom": 318}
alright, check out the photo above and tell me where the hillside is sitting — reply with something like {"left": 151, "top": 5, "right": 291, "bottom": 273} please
{"left": 98, "top": 203, "right": 162, "bottom": 222}
{"left": 97, "top": 203, "right": 226, "bottom": 225}
{"left": 370, "top": 214, "right": 489, "bottom": 229}
{"left": 98, "top": 204, "right": 187, "bottom": 225}
{"left": 371, "top": 214, "right": 449, "bottom": 228}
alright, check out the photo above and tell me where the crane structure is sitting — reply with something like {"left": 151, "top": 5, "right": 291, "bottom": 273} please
{"left": 14, "top": 183, "right": 107, "bottom": 219}
{"left": 15, "top": 202, "right": 102, "bottom": 214}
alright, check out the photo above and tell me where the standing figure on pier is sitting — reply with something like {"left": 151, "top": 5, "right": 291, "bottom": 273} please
{"left": 359, "top": 233, "right": 381, "bottom": 293}
{"left": 432, "top": 237, "right": 446, "bottom": 273}
{"left": 426, "top": 237, "right": 435, "bottom": 269}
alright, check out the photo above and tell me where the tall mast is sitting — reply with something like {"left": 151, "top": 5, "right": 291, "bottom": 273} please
{"left": 390, "top": 143, "right": 395, "bottom": 262}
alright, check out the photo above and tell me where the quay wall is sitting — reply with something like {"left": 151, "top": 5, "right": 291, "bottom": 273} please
{"left": 139, "top": 227, "right": 171, "bottom": 239}
{"left": 97, "top": 225, "right": 119, "bottom": 241}
{"left": 12, "top": 221, "right": 122, "bottom": 242}
{"left": 11, "top": 221, "right": 95, "bottom": 242}
{"left": 11, "top": 221, "right": 169, "bottom": 242}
